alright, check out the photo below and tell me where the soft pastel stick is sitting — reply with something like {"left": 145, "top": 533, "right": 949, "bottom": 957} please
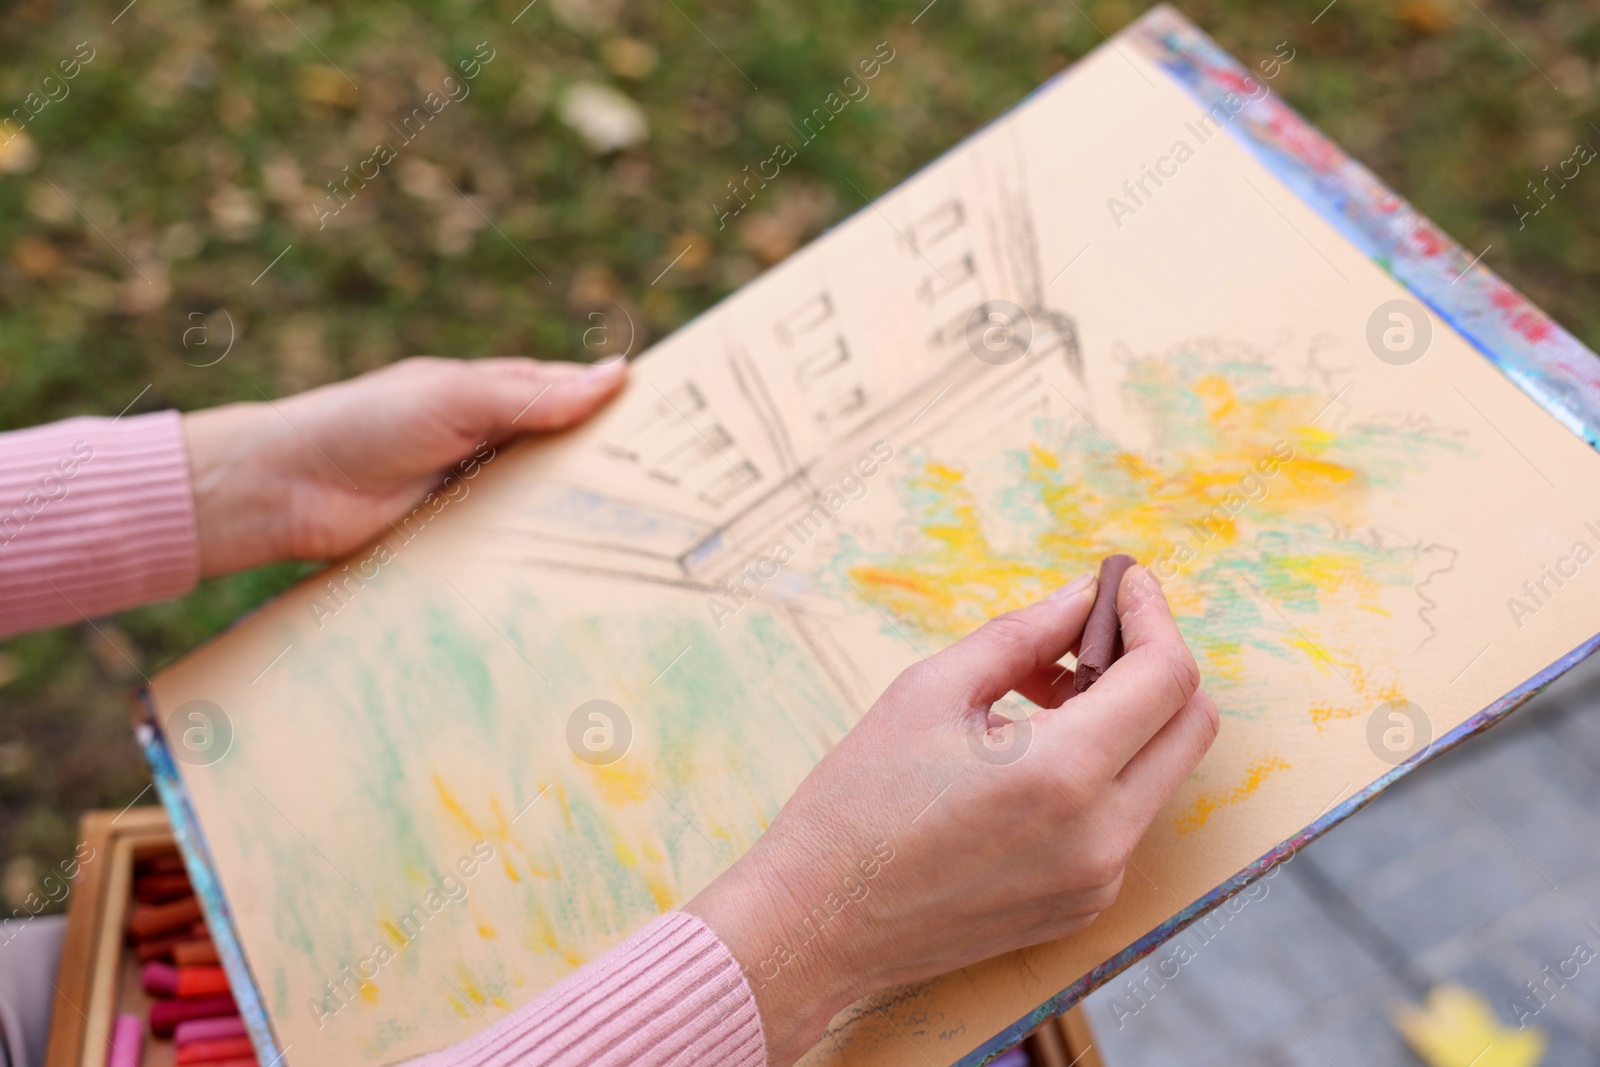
{"left": 175, "top": 1036, "right": 254, "bottom": 1063}
{"left": 148, "top": 994, "right": 237, "bottom": 1037}
{"left": 127, "top": 896, "right": 201, "bottom": 940}
{"left": 176, "top": 965, "right": 230, "bottom": 998}
{"left": 134, "top": 873, "right": 193, "bottom": 903}
{"left": 135, "top": 931, "right": 189, "bottom": 963}
{"left": 108, "top": 1013, "right": 143, "bottom": 1067}
{"left": 173, "top": 1015, "right": 245, "bottom": 1045}
{"left": 135, "top": 853, "right": 186, "bottom": 876}
{"left": 140, "top": 961, "right": 178, "bottom": 997}
{"left": 173, "top": 939, "right": 219, "bottom": 967}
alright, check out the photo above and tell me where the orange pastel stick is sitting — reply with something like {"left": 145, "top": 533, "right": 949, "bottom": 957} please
{"left": 175, "top": 965, "right": 231, "bottom": 998}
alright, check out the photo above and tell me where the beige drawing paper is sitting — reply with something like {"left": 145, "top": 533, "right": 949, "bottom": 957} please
{"left": 148, "top": 10, "right": 1600, "bottom": 1066}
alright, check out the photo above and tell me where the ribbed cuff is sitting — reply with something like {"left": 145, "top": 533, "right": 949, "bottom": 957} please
{"left": 0, "top": 411, "right": 200, "bottom": 639}
{"left": 409, "top": 912, "right": 767, "bottom": 1067}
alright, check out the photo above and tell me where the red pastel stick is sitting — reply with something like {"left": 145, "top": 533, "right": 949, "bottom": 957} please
{"left": 141, "top": 961, "right": 178, "bottom": 997}
{"left": 134, "top": 873, "right": 193, "bottom": 903}
{"left": 136, "top": 853, "right": 187, "bottom": 876}
{"left": 176, "top": 1036, "right": 254, "bottom": 1063}
{"left": 176, "top": 965, "right": 230, "bottom": 998}
{"left": 174, "top": 1015, "right": 244, "bottom": 1045}
{"left": 148, "top": 994, "right": 237, "bottom": 1037}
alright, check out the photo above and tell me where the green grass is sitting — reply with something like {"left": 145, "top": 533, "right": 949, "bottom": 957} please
{"left": 3, "top": 0, "right": 1599, "bottom": 908}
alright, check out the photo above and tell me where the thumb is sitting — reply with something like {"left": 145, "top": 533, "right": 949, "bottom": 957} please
{"left": 920, "top": 574, "right": 1099, "bottom": 715}
{"left": 446, "top": 357, "right": 628, "bottom": 439}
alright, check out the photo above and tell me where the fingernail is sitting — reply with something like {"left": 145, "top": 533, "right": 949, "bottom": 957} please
{"left": 1126, "top": 565, "right": 1165, "bottom": 602}
{"left": 1049, "top": 573, "right": 1095, "bottom": 600}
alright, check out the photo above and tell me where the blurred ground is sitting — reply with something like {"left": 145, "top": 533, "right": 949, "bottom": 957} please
{"left": 1083, "top": 651, "right": 1600, "bottom": 1065}
{"left": 0, "top": 0, "right": 1598, "bottom": 1024}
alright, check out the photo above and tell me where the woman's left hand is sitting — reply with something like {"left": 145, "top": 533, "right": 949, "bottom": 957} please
{"left": 182, "top": 356, "right": 627, "bottom": 576}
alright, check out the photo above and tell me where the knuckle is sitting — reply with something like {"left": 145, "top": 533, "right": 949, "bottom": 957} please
{"left": 1086, "top": 877, "right": 1124, "bottom": 914}
{"left": 1194, "top": 690, "right": 1221, "bottom": 745}
{"left": 1161, "top": 644, "right": 1202, "bottom": 704}
{"left": 1045, "top": 761, "right": 1099, "bottom": 815}
{"left": 982, "top": 611, "right": 1037, "bottom": 656}
{"left": 889, "top": 661, "right": 932, "bottom": 698}
{"left": 1078, "top": 843, "right": 1125, "bottom": 890}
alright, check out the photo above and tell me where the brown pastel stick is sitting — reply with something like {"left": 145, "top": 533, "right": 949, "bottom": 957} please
{"left": 1073, "top": 554, "right": 1137, "bottom": 693}
{"left": 135, "top": 930, "right": 189, "bottom": 963}
{"left": 128, "top": 895, "right": 201, "bottom": 940}
{"left": 174, "top": 937, "right": 220, "bottom": 966}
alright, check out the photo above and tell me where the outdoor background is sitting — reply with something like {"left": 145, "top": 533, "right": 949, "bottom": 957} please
{"left": 0, "top": 0, "right": 1596, "bottom": 993}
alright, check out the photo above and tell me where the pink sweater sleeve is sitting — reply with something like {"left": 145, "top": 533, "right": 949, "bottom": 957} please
{"left": 409, "top": 912, "right": 767, "bottom": 1067}
{"left": 0, "top": 411, "right": 200, "bottom": 639}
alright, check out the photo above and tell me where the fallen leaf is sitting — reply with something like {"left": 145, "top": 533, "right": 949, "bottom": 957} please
{"left": 0, "top": 130, "right": 39, "bottom": 175}
{"left": 602, "top": 37, "right": 659, "bottom": 80}
{"left": 3, "top": 857, "right": 38, "bottom": 909}
{"left": 1394, "top": 984, "right": 1544, "bottom": 1067}
{"left": 1400, "top": 0, "right": 1455, "bottom": 35}
{"left": 297, "top": 65, "right": 360, "bottom": 108}
{"left": 558, "top": 82, "right": 649, "bottom": 154}
{"left": 11, "top": 236, "right": 63, "bottom": 279}
{"left": 207, "top": 184, "right": 262, "bottom": 241}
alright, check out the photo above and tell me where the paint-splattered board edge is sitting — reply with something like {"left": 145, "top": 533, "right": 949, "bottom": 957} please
{"left": 133, "top": 694, "right": 286, "bottom": 1067}
{"left": 1129, "top": 4, "right": 1600, "bottom": 444}
{"left": 955, "top": 6, "right": 1600, "bottom": 1065}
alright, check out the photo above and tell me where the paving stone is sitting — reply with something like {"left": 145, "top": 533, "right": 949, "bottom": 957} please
{"left": 1359, "top": 845, "right": 1535, "bottom": 958}
{"left": 1294, "top": 975, "right": 1422, "bottom": 1066}
{"left": 1218, "top": 902, "right": 1384, "bottom": 1011}
{"left": 1445, "top": 954, "right": 1600, "bottom": 1063}
{"left": 1445, "top": 953, "right": 1547, "bottom": 1028}
{"left": 1504, "top": 912, "right": 1600, "bottom": 1034}
{"left": 1433, "top": 731, "right": 1600, "bottom": 887}
{"left": 1548, "top": 703, "right": 1600, "bottom": 787}
{"left": 1295, "top": 775, "right": 1464, "bottom": 893}
{"left": 1085, "top": 971, "right": 1217, "bottom": 1067}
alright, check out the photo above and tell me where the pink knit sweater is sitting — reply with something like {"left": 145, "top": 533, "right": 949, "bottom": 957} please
{"left": 0, "top": 413, "right": 768, "bottom": 1067}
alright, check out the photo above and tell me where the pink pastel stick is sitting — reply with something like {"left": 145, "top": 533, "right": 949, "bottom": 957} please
{"left": 141, "top": 960, "right": 179, "bottom": 997}
{"left": 109, "top": 1013, "right": 143, "bottom": 1067}
{"left": 149, "top": 994, "right": 237, "bottom": 1037}
{"left": 174, "top": 1014, "right": 246, "bottom": 1045}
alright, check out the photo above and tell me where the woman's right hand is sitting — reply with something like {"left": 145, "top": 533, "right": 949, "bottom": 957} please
{"left": 685, "top": 565, "right": 1218, "bottom": 1066}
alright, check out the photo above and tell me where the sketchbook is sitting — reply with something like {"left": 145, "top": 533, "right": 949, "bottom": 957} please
{"left": 141, "top": 7, "right": 1600, "bottom": 1066}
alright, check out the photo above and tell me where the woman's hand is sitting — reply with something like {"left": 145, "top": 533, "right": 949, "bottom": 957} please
{"left": 182, "top": 357, "right": 626, "bottom": 576}
{"left": 685, "top": 567, "right": 1217, "bottom": 1066}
